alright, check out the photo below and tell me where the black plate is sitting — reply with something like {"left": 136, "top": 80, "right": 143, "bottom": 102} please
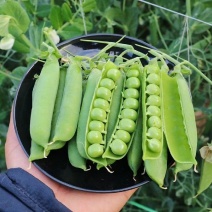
{"left": 13, "top": 33, "right": 157, "bottom": 193}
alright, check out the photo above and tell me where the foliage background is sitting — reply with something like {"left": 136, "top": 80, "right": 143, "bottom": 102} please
{"left": 0, "top": 0, "right": 212, "bottom": 211}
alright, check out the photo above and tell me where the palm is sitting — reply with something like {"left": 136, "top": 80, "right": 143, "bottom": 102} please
{"left": 5, "top": 113, "right": 136, "bottom": 212}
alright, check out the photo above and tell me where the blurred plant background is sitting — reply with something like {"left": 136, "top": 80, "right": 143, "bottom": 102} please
{"left": 0, "top": 0, "right": 212, "bottom": 211}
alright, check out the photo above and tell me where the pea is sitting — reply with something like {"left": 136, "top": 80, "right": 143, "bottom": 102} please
{"left": 123, "top": 98, "right": 139, "bottom": 110}
{"left": 110, "top": 139, "right": 127, "bottom": 155}
{"left": 147, "top": 127, "right": 162, "bottom": 139}
{"left": 107, "top": 68, "right": 121, "bottom": 82}
{"left": 125, "top": 77, "right": 140, "bottom": 89}
{"left": 146, "top": 73, "right": 160, "bottom": 85}
{"left": 148, "top": 116, "right": 162, "bottom": 128}
{"left": 121, "top": 108, "right": 138, "bottom": 121}
{"left": 87, "top": 144, "right": 104, "bottom": 158}
{"left": 146, "top": 84, "right": 160, "bottom": 95}
{"left": 90, "top": 108, "right": 106, "bottom": 122}
{"left": 89, "top": 120, "right": 105, "bottom": 132}
{"left": 115, "top": 130, "right": 131, "bottom": 143}
{"left": 146, "top": 95, "right": 161, "bottom": 106}
{"left": 119, "top": 118, "right": 136, "bottom": 133}
{"left": 96, "top": 87, "right": 112, "bottom": 101}
{"left": 93, "top": 98, "right": 110, "bottom": 111}
{"left": 147, "top": 139, "right": 162, "bottom": 153}
{"left": 123, "top": 88, "right": 139, "bottom": 99}
{"left": 100, "top": 78, "right": 115, "bottom": 90}
{"left": 87, "top": 131, "right": 104, "bottom": 144}
{"left": 126, "top": 69, "right": 139, "bottom": 77}
{"left": 147, "top": 105, "right": 161, "bottom": 116}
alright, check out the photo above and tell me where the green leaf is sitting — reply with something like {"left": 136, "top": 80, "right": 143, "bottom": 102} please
{"left": 0, "top": 0, "right": 30, "bottom": 33}
{"left": 49, "top": 5, "right": 63, "bottom": 30}
{"left": 37, "top": 4, "right": 51, "bottom": 18}
{"left": 72, "top": 18, "right": 93, "bottom": 32}
{"left": 61, "top": 2, "right": 72, "bottom": 22}
{"left": 0, "top": 15, "right": 11, "bottom": 36}
{"left": 83, "top": 0, "right": 96, "bottom": 13}
{"left": 58, "top": 25, "right": 82, "bottom": 40}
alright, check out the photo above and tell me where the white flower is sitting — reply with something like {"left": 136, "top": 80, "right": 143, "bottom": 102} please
{"left": 44, "top": 27, "right": 60, "bottom": 45}
{"left": 0, "top": 34, "right": 15, "bottom": 50}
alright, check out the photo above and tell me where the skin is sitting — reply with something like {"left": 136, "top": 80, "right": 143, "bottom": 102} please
{"left": 5, "top": 111, "right": 137, "bottom": 212}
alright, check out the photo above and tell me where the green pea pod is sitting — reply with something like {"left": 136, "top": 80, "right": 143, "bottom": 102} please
{"left": 30, "top": 54, "right": 60, "bottom": 148}
{"left": 106, "top": 71, "right": 125, "bottom": 142}
{"left": 127, "top": 92, "right": 143, "bottom": 177}
{"left": 45, "top": 67, "right": 67, "bottom": 152}
{"left": 161, "top": 68, "right": 196, "bottom": 164}
{"left": 68, "top": 137, "right": 87, "bottom": 171}
{"left": 196, "top": 160, "right": 212, "bottom": 196}
{"left": 142, "top": 59, "right": 163, "bottom": 160}
{"left": 29, "top": 140, "right": 50, "bottom": 161}
{"left": 174, "top": 73, "right": 198, "bottom": 175}
{"left": 102, "top": 64, "right": 142, "bottom": 161}
{"left": 76, "top": 68, "right": 104, "bottom": 157}
{"left": 144, "top": 135, "right": 168, "bottom": 188}
{"left": 51, "top": 57, "right": 82, "bottom": 143}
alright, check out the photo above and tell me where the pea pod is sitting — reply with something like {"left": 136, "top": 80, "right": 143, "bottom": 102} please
{"left": 173, "top": 72, "right": 197, "bottom": 176}
{"left": 161, "top": 66, "right": 196, "bottom": 164}
{"left": 30, "top": 54, "right": 60, "bottom": 148}
{"left": 102, "top": 63, "right": 142, "bottom": 161}
{"left": 77, "top": 68, "right": 102, "bottom": 159}
{"left": 127, "top": 91, "right": 143, "bottom": 177}
{"left": 144, "top": 135, "right": 168, "bottom": 188}
{"left": 68, "top": 137, "right": 87, "bottom": 171}
{"left": 142, "top": 59, "right": 163, "bottom": 160}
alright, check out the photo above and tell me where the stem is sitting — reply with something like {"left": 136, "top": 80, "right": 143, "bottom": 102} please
{"left": 0, "top": 70, "right": 21, "bottom": 81}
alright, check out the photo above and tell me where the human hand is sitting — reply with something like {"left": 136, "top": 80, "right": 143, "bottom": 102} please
{"left": 5, "top": 111, "right": 137, "bottom": 212}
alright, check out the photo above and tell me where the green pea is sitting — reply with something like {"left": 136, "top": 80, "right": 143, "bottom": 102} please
{"left": 110, "top": 139, "right": 127, "bottom": 155}
{"left": 147, "top": 139, "right": 162, "bottom": 153}
{"left": 115, "top": 130, "right": 131, "bottom": 143}
{"left": 96, "top": 87, "right": 112, "bottom": 101}
{"left": 125, "top": 77, "right": 140, "bottom": 89}
{"left": 126, "top": 69, "right": 139, "bottom": 77}
{"left": 123, "top": 98, "right": 139, "bottom": 110}
{"left": 146, "top": 95, "right": 161, "bottom": 106}
{"left": 107, "top": 68, "right": 121, "bottom": 82}
{"left": 90, "top": 108, "right": 106, "bottom": 122}
{"left": 121, "top": 108, "right": 138, "bottom": 121}
{"left": 89, "top": 120, "right": 105, "bottom": 132}
{"left": 119, "top": 118, "right": 136, "bottom": 133}
{"left": 87, "top": 144, "right": 104, "bottom": 158}
{"left": 146, "top": 73, "right": 160, "bottom": 85}
{"left": 146, "top": 84, "right": 160, "bottom": 95}
{"left": 123, "top": 88, "right": 139, "bottom": 99}
{"left": 87, "top": 131, "right": 104, "bottom": 144}
{"left": 93, "top": 98, "right": 110, "bottom": 111}
{"left": 100, "top": 78, "right": 115, "bottom": 90}
{"left": 146, "top": 105, "right": 161, "bottom": 116}
{"left": 147, "top": 127, "right": 162, "bottom": 139}
{"left": 148, "top": 116, "right": 162, "bottom": 128}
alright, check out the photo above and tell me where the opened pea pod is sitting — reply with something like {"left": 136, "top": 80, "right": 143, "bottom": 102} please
{"left": 76, "top": 60, "right": 123, "bottom": 169}
{"left": 102, "top": 62, "right": 143, "bottom": 162}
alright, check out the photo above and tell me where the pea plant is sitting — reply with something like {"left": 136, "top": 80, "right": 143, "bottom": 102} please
{"left": 0, "top": 0, "right": 212, "bottom": 211}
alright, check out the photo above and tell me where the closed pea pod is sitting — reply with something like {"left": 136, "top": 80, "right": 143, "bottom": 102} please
{"left": 30, "top": 54, "right": 60, "bottom": 148}
{"left": 161, "top": 65, "right": 196, "bottom": 164}
{"left": 50, "top": 57, "right": 83, "bottom": 144}
{"left": 68, "top": 137, "right": 87, "bottom": 171}
{"left": 173, "top": 66, "right": 198, "bottom": 176}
